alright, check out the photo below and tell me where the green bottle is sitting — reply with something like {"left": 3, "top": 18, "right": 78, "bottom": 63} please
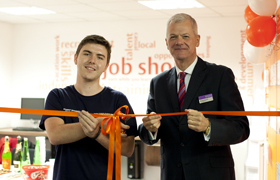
{"left": 33, "top": 137, "right": 41, "bottom": 165}
{"left": 2, "top": 136, "right": 12, "bottom": 171}
{"left": 13, "top": 136, "right": 22, "bottom": 174}
{"left": 21, "top": 137, "right": 30, "bottom": 172}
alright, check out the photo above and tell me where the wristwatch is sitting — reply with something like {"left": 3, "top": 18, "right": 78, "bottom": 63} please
{"left": 204, "top": 118, "right": 211, "bottom": 135}
{"left": 91, "top": 128, "right": 101, "bottom": 140}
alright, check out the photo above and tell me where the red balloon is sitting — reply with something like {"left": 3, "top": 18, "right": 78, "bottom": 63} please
{"left": 244, "top": 5, "right": 259, "bottom": 23}
{"left": 246, "top": 16, "right": 276, "bottom": 47}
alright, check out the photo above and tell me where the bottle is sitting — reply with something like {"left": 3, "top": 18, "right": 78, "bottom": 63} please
{"left": 33, "top": 137, "right": 41, "bottom": 165}
{"left": 13, "top": 136, "right": 23, "bottom": 174}
{"left": 2, "top": 136, "right": 12, "bottom": 171}
{"left": 21, "top": 137, "right": 30, "bottom": 172}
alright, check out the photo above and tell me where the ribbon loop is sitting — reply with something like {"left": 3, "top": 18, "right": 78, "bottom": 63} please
{"left": 100, "top": 105, "right": 129, "bottom": 180}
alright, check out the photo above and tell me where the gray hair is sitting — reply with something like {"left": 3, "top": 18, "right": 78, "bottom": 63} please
{"left": 166, "top": 13, "right": 198, "bottom": 36}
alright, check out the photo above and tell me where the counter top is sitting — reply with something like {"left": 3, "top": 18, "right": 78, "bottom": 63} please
{"left": 0, "top": 128, "right": 47, "bottom": 137}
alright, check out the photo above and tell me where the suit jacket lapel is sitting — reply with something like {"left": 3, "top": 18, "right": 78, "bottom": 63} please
{"left": 166, "top": 67, "right": 180, "bottom": 121}
{"left": 181, "top": 58, "right": 207, "bottom": 118}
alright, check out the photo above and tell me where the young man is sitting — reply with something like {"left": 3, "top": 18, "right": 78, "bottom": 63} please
{"left": 40, "top": 35, "right": 138, "bottom": 180}
{"left": 138, "top": 13, "right": 250, "bottom": 180}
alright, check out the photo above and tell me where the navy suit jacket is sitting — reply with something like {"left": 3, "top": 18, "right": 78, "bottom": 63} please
{"left": 139, "top": 57, "right": 250, "bottom": 180}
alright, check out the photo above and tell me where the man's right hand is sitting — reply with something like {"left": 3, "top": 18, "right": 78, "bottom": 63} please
{"left": 78, "top": 110, "right": 100, "bottom": 139}
{"left": 142, "top": 112, "right": 162, "bottom": 132}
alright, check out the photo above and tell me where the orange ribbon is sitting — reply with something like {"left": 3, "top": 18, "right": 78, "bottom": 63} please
{"left": 126, "top": 111, "right": 280, "bottom": 117}
{"left": 0, "top": 106, "right": 279, "bottom": 180}
{"left": 100, "top": 105, "right": 128, "bottom": 180}
{"left": 0, "top": 107, "right": 279, "bottom": 118}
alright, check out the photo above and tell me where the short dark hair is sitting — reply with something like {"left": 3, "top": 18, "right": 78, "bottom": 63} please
{"left": 76, "top": 35, "right": 112, "bottom": 64}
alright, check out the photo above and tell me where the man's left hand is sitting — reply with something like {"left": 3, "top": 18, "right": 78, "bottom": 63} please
{"left": 186, "top": 109, "right": 209, "bottom": 132}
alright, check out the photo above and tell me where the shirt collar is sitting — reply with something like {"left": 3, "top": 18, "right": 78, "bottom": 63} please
{"left": 176, "top": 56, "right": 198, "bottom": 77}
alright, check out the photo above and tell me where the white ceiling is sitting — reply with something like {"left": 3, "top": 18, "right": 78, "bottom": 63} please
{"left": 0, "top": 0, "right": 248, "bottom": 24}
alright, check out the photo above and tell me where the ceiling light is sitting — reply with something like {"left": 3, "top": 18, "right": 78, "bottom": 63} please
{"left": 0, "top": 6, "right": 56, "bottom": 15}
{"left": 138, "top": 0, "right": 204, "bottom": 10}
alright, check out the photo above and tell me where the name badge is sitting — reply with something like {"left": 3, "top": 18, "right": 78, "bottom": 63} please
{"left": 198, "top": 94, "right": 213, "bottom": 104}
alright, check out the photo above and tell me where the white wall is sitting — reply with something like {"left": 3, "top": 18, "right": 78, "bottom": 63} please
{"left": 0, "top": 21, "right": 13, "bottom": 127}
{"left": 0, "top": 16, "right": 262, "bottom": 179}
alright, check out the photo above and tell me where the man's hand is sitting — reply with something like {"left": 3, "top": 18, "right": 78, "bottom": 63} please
{"left": 186, "top": 109, "right": 209, "bottom": 132}
{"left": 120, "top": 122, "right": 130, "bottom": 137}
{"left": 142, "top": 112, "right": 162, "bottom": 132}
{"left": 97, "top": 116, "right": 131, "bottom": 137}
{"left": 78, "top": 110, "right": 101, "bottom": 138}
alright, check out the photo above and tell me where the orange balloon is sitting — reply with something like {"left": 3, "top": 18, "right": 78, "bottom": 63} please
{"left": 244, "top": 5, "right": 259, "bottom": 23}
{"left": 246, "top": 16, "right": 276, "bottom": 47}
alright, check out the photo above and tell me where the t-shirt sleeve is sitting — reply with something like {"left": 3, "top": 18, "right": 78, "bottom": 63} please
{"left": 39, "top": 89, "right": 65, "bottom": 130}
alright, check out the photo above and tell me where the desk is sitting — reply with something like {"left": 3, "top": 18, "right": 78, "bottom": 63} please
{"left": 0, "top": 165, "right": 53, "bottom": 180}
{"left": 0, "top": 165, "right": 23, "bottom": 180}
{"left": 0, "top": 128, "right": 47, "bottom": 137}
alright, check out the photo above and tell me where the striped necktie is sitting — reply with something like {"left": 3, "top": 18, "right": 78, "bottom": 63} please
{"left": 178, "top": 72, "right": 186, "bottom": 111}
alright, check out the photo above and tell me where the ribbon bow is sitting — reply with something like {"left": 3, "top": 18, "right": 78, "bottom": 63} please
{"left": 100, "top": 105, "right": 129, "bottom": 180}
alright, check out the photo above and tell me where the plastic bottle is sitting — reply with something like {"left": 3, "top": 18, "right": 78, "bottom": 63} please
{"left": 2, "top": 136, "right": 12, "bottom": 171}
{"left": 21, "top": 137, "right": 30, "bottom": 172}
{"left": 33, "top": 137, "right": 41, "bottom": 165}
{"left": 13, "top": 136, "right": 23, "bottom": 174}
